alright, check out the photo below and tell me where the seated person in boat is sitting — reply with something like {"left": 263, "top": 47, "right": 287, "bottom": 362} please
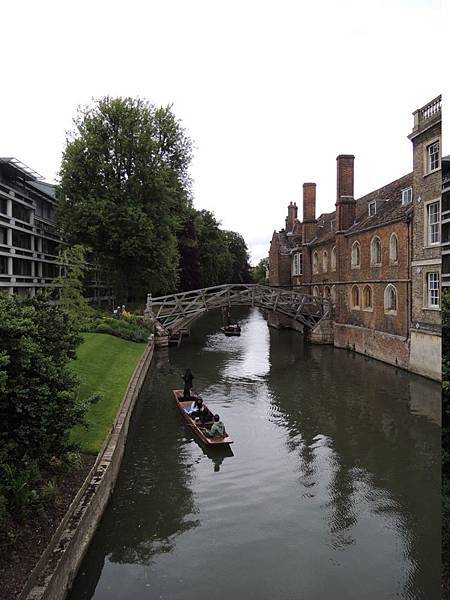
{"left": 190, "top": 398, "right": 213, "bottom": 423}
{"left": 203, "top": 414, "right": 225, "bottom": 438}
{"left": 187, "top": 396, "right": 203, "bottom": 414}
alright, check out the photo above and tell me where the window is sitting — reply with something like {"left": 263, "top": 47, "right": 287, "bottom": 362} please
{"left": 323, "top": 251, "right": 328, "bottom": 272}
{"left": 331, "top": 246, "right": 336, "bottom": 271}
{"left": 371, "top": 236, "right": 382, "bottom": 265}
{"left": 313, "top": 251, "right": 319, "bottom": 274}
{"left": 331, "top": 285, "right": 336, "bottom": 304}
{"left": 324, "top": 286, "right": 331, "bottom": 299}
{"left": 427, "top": 141, "right": 440, "bottom": 173}
{"left": 427, "top": 272, "right": 440, "bottom": 307}
{"left": 13, "top": 258, "right": 32, "bottom": 276}
{"left": 12, "top": 230, "right": 32, "bottom": 250}
{"left": 384, "top": 284, "right": 397, "bottom": 313}
{"left": 0, "top": 227, "right": 6, "bottom": 245}
{"left": 362, "top": 285, "right": 372, "bottom": 310}
{"left": 368, "top": 201, "right": 376, "bottom": 216}
{"left": 0, "top": 256, "right": 7, "bottom": 274}
{"left": 312, "top": 285, "right": 320, "bottom": 297}
{"left": 351, "top": 241, "right": 360, "bottom": 268}
{"left": 389, "top": 233, "right": 398, "bottom": 264}
{"left": 0, "top": 198, "right": 7, "bottom": 215}
{"left": 427, "top": 201, "right": 440, "bottom": 244}
{"left": 351, "top": 285, "right": 360, "bottom": 309}
{"left": 330, "top": 219, "right": 336, "bottom": 232}
{"left": 12, "top": 203, "right": 31, "bottom": 223}
{"left": 292, "top": 252, "right": 302, "bottom": 276}
{"left": 402, "top": 187, "right": 412, "bottom": 205}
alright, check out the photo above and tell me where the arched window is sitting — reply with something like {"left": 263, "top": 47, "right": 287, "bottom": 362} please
{"left": 313, "top": 251, "right": 319, "bottom": 274}
{"left": 322, "top": 251, "right": 328, "bottom": 272}
{"left": 371, "top": 236, "right": 382, "bottom": 265}
{"left": 362, "top": 285, "right": 372, "bottom": 310}
{"left": 389, "top": 233, "right": 398, "bottom": 264}
{"left": 351, "top": 241, "right": 361, "bottom": 268}
{"left": 312, "top": 285, "right": 320, "bottom": 297}
{"left": 331, "top": 246, "right": 337, "bottom": 271}
{"left": 324, "top": 285, "right": 331, "bottom": 299}
{"left": 331, "top": 285, "right": 336, "bottom": 304}
{"left": 384, "top": 284, "right": 397, "bottom": 313}
{"left": 351, "top": 285, "right": 360, "bottom": 309}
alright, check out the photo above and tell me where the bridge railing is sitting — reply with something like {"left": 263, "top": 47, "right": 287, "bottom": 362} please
{"left": 145, "top": 284, "right": 331, "bottom": 335}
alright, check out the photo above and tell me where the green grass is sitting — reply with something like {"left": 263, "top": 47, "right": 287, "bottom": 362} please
{"left": 70, "top": 333, "right": 146, "bottom": 454}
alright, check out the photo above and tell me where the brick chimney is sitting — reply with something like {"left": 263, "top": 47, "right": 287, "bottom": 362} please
{"left": 302, "top": 183, "right": 317, "bottom": 243}
{"left": 286, "top": 201, "right": 298, "bottom": 231}
{"left": 335, "top": 154, "right": 356, "bottom": 231}
{"left": 303, "top": 183, "right": 316, "bottom": 222}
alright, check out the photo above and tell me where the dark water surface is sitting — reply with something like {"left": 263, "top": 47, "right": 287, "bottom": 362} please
{"left": 70, "top": 308, "right": 441, "bottom": 600}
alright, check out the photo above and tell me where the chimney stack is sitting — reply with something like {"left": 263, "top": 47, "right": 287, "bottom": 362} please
{"left": 336, "top": 154, "right": 356, "bottom": 231}
{"left": 303, "top": 183, "right": 316, "bottom": 222}
{"left": 286, "top": 201, "right": 298, "bottom": 231}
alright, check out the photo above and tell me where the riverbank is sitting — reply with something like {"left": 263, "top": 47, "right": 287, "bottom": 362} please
{"left": 0, "top": 332, "right": 148, "bottom": 599}
{"left": 70, "top": 333, "right": 147, "bottom": 454}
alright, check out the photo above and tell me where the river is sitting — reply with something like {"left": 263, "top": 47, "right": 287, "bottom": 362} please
{"left": 69, "top": 307, "right": 441, "bottom": 600}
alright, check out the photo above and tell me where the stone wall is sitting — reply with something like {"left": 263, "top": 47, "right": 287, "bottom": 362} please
{"left": 334, "top": 322, "right": 409, "bottom": 370}
{"left": 409, "top": 329, "right": 441, "bottom": 381}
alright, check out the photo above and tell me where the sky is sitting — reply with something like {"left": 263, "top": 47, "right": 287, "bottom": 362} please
{"left": 1, "top": 0, "right": 445, "bottom": 265}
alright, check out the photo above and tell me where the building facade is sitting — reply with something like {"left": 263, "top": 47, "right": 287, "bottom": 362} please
{"left": 268, "top": 96, "right": 441, "bottom": 381}
{"left": 0, "top": 157, "right": 111, "bottom": 302}
{"left": 443, "top": 155, "right": 450, "bottom": 289}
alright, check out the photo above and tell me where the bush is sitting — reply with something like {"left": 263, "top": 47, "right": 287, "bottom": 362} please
{"left": 91, "top": 314, "right": 151, "bottom": 343}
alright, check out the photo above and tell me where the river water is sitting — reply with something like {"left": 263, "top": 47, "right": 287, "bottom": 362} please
{"left": 69, "top": 308, "right": 441, "bottom": 600}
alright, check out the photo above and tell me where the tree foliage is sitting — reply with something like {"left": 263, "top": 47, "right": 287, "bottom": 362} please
{"left": 52, "top": 244, "right": 95, "bottom": 330}
{"left": 58, "top": 97, "right": 192, "bottom": 300}
{"left": 224, "top": 230, "right": 252, "bottom": 284}
{"left": 0, "top": 295, "right": 85, "bottom": 468}
{"left": 252, "top": 258, "right": 268, "bottom": 284}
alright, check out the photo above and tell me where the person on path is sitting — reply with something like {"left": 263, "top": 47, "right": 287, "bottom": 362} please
{"left": 203, "top": 414, "right": 225, "bottom": 439}
{"left": 182, "top": 368, "right": 194, "bottom": 398}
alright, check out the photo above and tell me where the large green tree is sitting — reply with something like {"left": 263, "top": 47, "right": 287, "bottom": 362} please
{"left": 58, "top": 97, "right": 192, "bottom": 301}
{"left": 196, "top": 210, "right": 232, "bottom": 287}
{"left": 224, "top": 230, "right": 252, "bottom": 284}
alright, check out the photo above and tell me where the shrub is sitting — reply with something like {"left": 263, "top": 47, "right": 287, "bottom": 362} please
{"left": 91, "top": 314, "right": 151, "bottom": 343}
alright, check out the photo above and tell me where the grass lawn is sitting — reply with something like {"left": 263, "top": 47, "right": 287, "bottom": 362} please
{"left": 70, "top": 333, "right": 147, "bottom": 454}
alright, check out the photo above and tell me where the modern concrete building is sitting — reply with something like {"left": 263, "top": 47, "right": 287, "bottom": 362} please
{"left": 268, "top": 96, "right": 441, "bottom": 381}
{"left": 0, "top": 158, "right": 61, "bottom": 297}
{"left": 0, "top": 157, "right": 112, "bottom": 302}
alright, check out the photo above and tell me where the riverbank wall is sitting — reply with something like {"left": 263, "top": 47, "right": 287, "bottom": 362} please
{"left": 20, "top": 339, "right": 155, "bottom": 600}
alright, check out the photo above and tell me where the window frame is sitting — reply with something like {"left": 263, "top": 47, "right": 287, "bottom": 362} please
{"left": 384, "top": 284, "right": 397, "bottom": 315}
{"left": 292, "top": 252, "right": 302, "bottom": 276}
{"left": 427, "top": 271, "right": 440, "bottom": 308}
{"left": 368, "top": 201, "right": 376, "bottom": 217}
{"left": 389, "top": 233, "right": 399, "bottom": 265}
{"left": 401, "top": 187, "right": 412, "bottom": 206}
{"left": 426, "top": 200, "right": 441, "bottom": 246}
{"left": 427, "top": 140, "right": 440, "bottom": 174}
{"left": 351, "top": 241, "right": 361, "bottom": 269}
{"left": 322, "top": 250, "right": 328, "bottom": 272}
{"left": 331, "top": 246, "right": 336, "bottom": 271}
{"left": 312, "top": 251, "right": 319, "bottom": 274}
{"left": 362, "top": 284, "right": 373, "bottom": 311}
{"left": 370, "top": 236, "right": 382, "bottom": 266}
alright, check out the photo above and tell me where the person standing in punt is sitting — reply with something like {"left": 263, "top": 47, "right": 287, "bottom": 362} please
{"left": 182, "top": 368, "right": 194, "bottom": 398}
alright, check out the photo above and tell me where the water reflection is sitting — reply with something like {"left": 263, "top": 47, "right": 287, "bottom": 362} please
{"left": 70, "top": 308, "right": 440, "bottom": 600}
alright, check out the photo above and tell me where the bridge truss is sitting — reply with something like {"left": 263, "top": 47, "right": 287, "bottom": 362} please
{"left": 145, "top": 284, "right": 331, "bottom": 336}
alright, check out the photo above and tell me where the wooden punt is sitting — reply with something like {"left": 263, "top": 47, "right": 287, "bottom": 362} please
{"left": 173, "top": 390, "right": 233, "bottom": 446}
{"left": 220, "top": 325, "right": 241, "bottom": 336}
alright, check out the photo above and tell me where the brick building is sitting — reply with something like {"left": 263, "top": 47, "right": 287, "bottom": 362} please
{"left": 268, "top": 96, "right": 441, "bottom": 381}
{"left": 443, "top": 155, "right": 450, "bottom": 289}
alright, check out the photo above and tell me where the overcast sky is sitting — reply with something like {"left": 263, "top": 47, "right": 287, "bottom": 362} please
{"left": 1, "top": 0, "right": 446, "bottom": 264}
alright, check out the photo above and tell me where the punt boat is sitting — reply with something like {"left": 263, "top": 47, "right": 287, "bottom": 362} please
{"left": 220, "top": 324, "right": 241, "bottom": 336}
{"left": 173, "top": 390, "right": 233, "bottom": 446}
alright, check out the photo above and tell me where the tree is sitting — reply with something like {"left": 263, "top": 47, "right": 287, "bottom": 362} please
{"left": 176, "top": 208, "right": 202, "bottom": 292}
{"left": 57, "top": 97, "right": 192, "bottom": 301}
{"left": 0, "top": 295, "right": 85, "bottom": 468}
{"left": 196, "top": 210, "right": 232, "bottom": 287}
{"left": 252, "top": 258, "right": 268, "bottom": 284}
{"left": 52, "top": 244, "right": 95, "bottom": 330}
{"left": 224, "top": 231, "right": 252, "bottom": 284}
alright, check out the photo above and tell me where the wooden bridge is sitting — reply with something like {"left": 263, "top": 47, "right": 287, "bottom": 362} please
{"left": 145, "top": 284, "right": 332, "bottom": 341}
